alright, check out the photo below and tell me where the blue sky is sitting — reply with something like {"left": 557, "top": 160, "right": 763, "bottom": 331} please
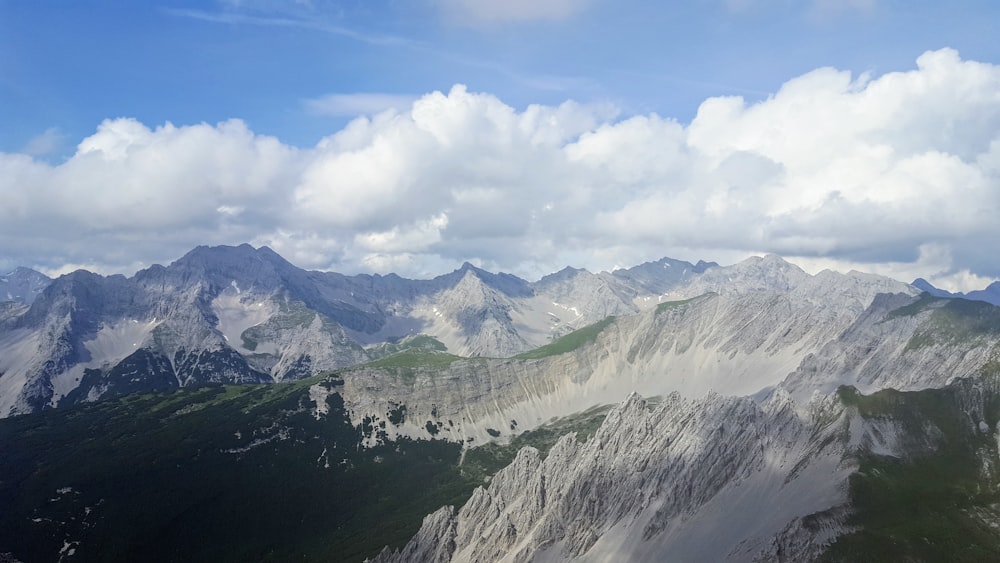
{"left": 1, "top": 1, "right": 999, "bottom": 290}
{"left": 4, "top": 0, "right": 996, "bottom": 154}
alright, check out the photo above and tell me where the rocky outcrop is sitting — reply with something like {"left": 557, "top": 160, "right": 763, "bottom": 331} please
{"left": 372, "top": 368, "right": 1000, "bottom": 563}
{"left": 371, "top": 391, "right": 856, "bottom": 562}
{"left": 0, "top": 267, "right": 51, "bottom": 306}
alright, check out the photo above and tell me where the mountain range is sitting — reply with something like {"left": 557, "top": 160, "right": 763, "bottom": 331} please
{"left": 912, "top": 277, "right": 1000, "bottom": 306}
{"left": 3, "top": 245, "right": 1000, "bottom": 562}
{"left": 0, "top": 244, "right": 720, "bottom": 418}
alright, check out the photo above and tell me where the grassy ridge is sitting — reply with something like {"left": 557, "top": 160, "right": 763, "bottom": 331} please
{"left": 354, "top": 349, "right": 466, "bottom": 385}
{"left": 885, "top": 294, "right": 1000, "bottom": 351}
{"left": 514, "top": 316, "right": 616, "bottom": 360}
{"left": 654, "top": 294, "right": 707, "bottom": 315}
{"left": 364, "top": 349, "right": 464, "bottom": 370}
{"left": 885, "top": 292, "right": 941, "bottom": 319}
{"left": 824, "top": 384, "right": 1000, "bottom": 561}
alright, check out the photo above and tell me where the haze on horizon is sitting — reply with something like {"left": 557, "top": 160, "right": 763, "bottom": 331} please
{"left": 1, "top": 1, "right": 998, "bottom": 293}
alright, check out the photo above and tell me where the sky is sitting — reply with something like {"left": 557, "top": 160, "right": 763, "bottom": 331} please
{"left": 1, "top": 1, "right": 999, "bottom": 291}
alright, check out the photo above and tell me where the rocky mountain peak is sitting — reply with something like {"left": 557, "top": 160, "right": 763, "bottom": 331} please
{"left": 906, "top": 277, "right": 1000, "bottom": 306}
{"left": 742, "top": 253, "right": 805, "bottom": 275}
{"left": 663, "top": 254, "right": 809, "bottom": 299}
{"left": 436, "top": 261, "right": 532, "bottom": 298}
{"left": 132, "top": 244, "right": 298, "bottom": 296}
{"left": 693, "top": 259, "right": 718, "bottom": 270}
{"left": 20, "top": 269, "right": 145, "bottom": 331}
{"left": 608, "top": 256, "right": 717, "bottom": 296}
{"left": 172, "top": 243, "right": 289, "bottom": 275}
{"left": 539, "top": 265, "right": 586, "bottom": 282}
{"left": 535, "top": 267, "right": 601, "bottom": 294}
{"left": 0, "top": 267, "right": 52, "bottom": 306}
{"left": 911, "top": 277, "right": 942, "bottom": 294}
{"left": 2, "top": 266, "right": 48, "bottom": 280}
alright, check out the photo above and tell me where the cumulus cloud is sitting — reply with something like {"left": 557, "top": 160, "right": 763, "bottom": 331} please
{"left": 2, "top": 49, "right": 999, "bottom": 287}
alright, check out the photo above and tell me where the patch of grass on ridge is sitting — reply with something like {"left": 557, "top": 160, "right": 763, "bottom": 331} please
{"left": 400, "top": 334, "right": 447, "bottom": 351}
{"left": 363, "top": 349, "right": 464, "bottom": 370}
{"left": 903, "top": 298, "right": 1000, "bottom": 351}
{"left": 654, "top": 294, "right": 707, "bottom": 315}
{"left": 367, "top": 334, "right": 449, "bottom": 360}
{"left": 348, "top": 349, "right": 467, "bottom": 386}
{"left": 514, "top": 317, "right": 616, "bottom": 360}
{"left": 885, "top": 292, "right": 941, "bottom": 319}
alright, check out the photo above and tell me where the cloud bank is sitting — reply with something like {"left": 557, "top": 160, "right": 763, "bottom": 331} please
{"left": 2, "top": 49, "right": 999, "bottom": 290}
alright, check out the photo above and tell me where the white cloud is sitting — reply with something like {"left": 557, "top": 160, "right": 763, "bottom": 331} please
{"left": 303, "top": 93, "right": 418, "bottom": 117}
{"left": 2, "top": 49, "right": 999, "bottom": 289}
{"left": 787, "top": 244, "right": 987, "bottom": 293}
{"left": 931, "top": 270, "right": 999, "bottom": 295}
{"left": 436, "top": 0, "right": 589, "bottom": 25}
{"left": 354, "top": 213, "right": 449, "bottom": 254}
{"left": 22, "top": 127, "right": 67, "bottom": 157}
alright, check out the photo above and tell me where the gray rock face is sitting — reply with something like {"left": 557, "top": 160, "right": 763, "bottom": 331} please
{"left": 608, "top": 256, "right": 718, "bottom": 296}
{"left": 529, "top": 268, "right": 638, "bottom": 340}
{"left": 0, "top": 246, "right": 352, "bottom": 416}
{"left": 371, "top": 363, "right": 1000, "bottom": 563}
{"left": 415, "top": 270, "right": 530, "bottom": 358}
{"left": 0, "top": 267, "right": 51, "bottom": 306}
{"left": 371, "top": 391, "right": 856, "bottom": 563}
{"left": 362, "top": 278, "right": 1000, "bottom": 563}
{"left": 781, "top": 293, "right": 1000, "bottom": 400}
